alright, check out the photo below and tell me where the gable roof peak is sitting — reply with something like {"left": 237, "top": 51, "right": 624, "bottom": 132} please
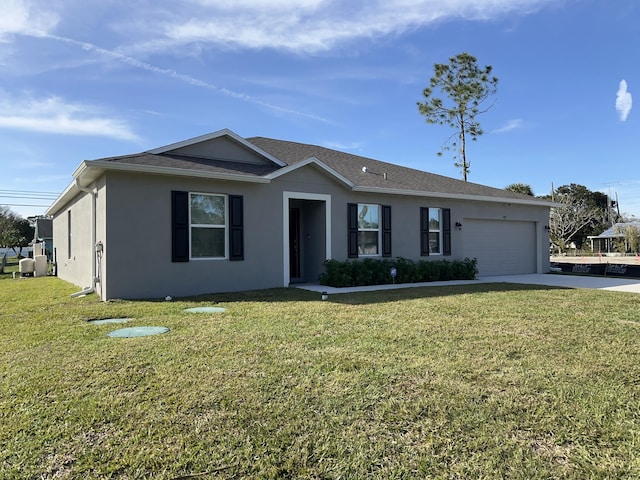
{"left": 147, "top": 128, "right": 286, "bottom": 167}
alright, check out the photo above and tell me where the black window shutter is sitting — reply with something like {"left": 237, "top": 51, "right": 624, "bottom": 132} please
{"left": 171, "top": 191, "right": 189, "bottom": 262}
{"left": 347, "top": 203, "right": 359, "bottom": 258}
{"left": 442, "top": 208, "right": 452, "bottom": 256}
{"left": 420, "top": 207, "right": 429, "bottom": 256}
{"left": 382, "top": 205, "right": 392, "bottom": 257}
{"left": 229, "top": 195, "right": 244, "bottom": 261}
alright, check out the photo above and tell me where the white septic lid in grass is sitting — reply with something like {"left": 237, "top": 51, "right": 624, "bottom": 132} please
{"left": 89, "top": 318, "right": 131, "bottom": 325}
{"left": 107, "top": 326, "right": 170, "bottom": 338}
{"left": 184, "top": 307, "right": 226, "bottom": 313}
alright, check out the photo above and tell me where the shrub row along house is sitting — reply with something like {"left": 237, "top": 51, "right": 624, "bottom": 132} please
{"left": 46, "top": 129, "right": 553, "bottom": 300}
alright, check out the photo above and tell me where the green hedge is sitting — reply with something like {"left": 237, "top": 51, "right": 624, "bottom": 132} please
{"left": 318, "top": 257, "right": 478, "bottom": 288}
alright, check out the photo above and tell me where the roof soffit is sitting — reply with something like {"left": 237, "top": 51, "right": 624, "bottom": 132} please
{"left": 351, "top": 185, "right": 557, "bottom": 207}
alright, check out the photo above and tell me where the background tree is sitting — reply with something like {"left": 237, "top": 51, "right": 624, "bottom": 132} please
{"left": 623, "top": 225, "right": 640, "bottom": 253}
{"left": 0, "top": 206, "right": 16, "bottom": 248}
{"left": 544, "top": 184, "right": 619, "bottom": 252}
{"left": 612, "top": 223, "right": 640, "bottom": 253}
{"left": 505, "top": 183, "right": 534, "bottom": 196}
{"left": 548, "top": 194, "right": 601, "bottom": 253}
{"left": 417, "top": 52, "right": 498, "bottom": 181}
{"left": 556, "top": 184, "right": 618, "bottom": 244}
{"left": 0, "top": 206, "right": 34, "bottom": 258}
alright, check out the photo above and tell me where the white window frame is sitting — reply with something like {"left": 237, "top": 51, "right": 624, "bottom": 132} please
{"left": 67, "top": 210, "right": 72, "bottom": 259}
{"left": 189, "top": 192, "right": 228, "bottom": 260}
{"left": 428, "top": 207, "right": 442, "bottom": 255}
{"left": 358, "top": 203, "right": 381, "bottom": 256}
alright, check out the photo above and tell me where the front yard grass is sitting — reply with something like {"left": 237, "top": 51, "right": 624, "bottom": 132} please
{"left": 1, "top": 273, "right": 640, "bottom": 479}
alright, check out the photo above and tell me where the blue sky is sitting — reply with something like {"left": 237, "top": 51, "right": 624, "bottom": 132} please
{"left": 1, "top": 0, "right": 638, "bottom": 219}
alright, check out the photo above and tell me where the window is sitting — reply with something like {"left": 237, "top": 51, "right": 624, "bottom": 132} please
{"left": 67, "top": 210, "right": 72, "bottom": 259}
{"left": 357, "top": 203, "right": 380, "bottom": 255}
{"left": 428, "top": 208, "right": 441, "bottom": 254}
{"left": 190, "top": 193, "right": 227, "bottom": 258}
{"left": 348, "top": 203, "right": 391, "bottom": 258}
{"left": 421, "top": 207, "right": 451, "bottom": 256}
{"left": 172, "top": 191, "right": 243, "bottom": 263}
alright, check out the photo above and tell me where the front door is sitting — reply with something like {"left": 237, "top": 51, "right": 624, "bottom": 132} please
{"left": 283, "top": 192, "right": 330, "bottom": 287}
{"left": 289, "top": 207, "right": 301, "bottom": 280}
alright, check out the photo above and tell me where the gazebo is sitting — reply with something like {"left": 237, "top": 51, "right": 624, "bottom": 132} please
{"left": 588, "top": 222, "right": 640, "bottom": 254}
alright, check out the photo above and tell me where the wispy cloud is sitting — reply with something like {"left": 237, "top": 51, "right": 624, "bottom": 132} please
{"left": 3, "top": 0, "right": 553, "bottom": 126}
{"left": 0, "top": 93, "right": 139, "bottom": 140}
{"left": 157, "top": 0, "right": 552, "bottom": 53}
{"left": 323, "top": 140, "right": 365, "bottom": 151}
{"left": 44, "top": 34, "right": 333, "bottom": 124}
{"left": 10, "top": 173, "right": 70, "bottom": 185}
{"left": 5, "top": 0, "right": 557, "bottom": 55}
{"left": 14, "top": 160, "right": 52, "bottom": 169}
{"left": 616, "top": 79, "right": 632, "bottom": 121}
{"left": 492, "top": 118, "right": 524, "bottom": 134}
{"left": 0, "top": 0, "right": 58, "bottom": 40}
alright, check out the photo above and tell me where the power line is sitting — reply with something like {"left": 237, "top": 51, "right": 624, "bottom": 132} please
{"left": 0, "top": 191, "right": 58, "bottom": 206}
{"left": 1, "top": 205, "right": 50, "bottom": 208}
{"left": 0, "top": 195, "right": 57, "bottom": 200}
{"left": 0, "top": 191, "right": 58, "bottom": 200}
{"left": 0, "top": 190, "right": 57, "bottom": 211}
{"left": 0, "top": 191, "right": 57, "bottom": 195}
{"left": 0, "top": 189, "right": 59, "bottom": 195}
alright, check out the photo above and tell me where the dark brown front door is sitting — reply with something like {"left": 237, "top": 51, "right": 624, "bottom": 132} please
{"left": 289, "top": 208, "right": 301, "bottom": 280}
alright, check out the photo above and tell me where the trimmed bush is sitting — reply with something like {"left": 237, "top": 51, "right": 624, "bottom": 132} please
{"left": 319, "top": 257, "right": 478, "bottom": 287}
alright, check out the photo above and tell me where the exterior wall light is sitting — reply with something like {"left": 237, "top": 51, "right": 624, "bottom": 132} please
{"left": 455, "top": 222, "right": 463, "bottom": 230}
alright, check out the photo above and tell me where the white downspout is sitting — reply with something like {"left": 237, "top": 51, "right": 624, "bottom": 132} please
{"left": 70, "top": 179, "right": 97, "bottom": 298}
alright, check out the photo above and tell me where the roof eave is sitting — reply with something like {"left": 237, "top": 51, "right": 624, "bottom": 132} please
{"left": 45, "top": 159, "right": 272, "bottom": 216}
{"left": 84, "top": 160, "right": 271, "bottom": 183}
{"left": 351, "top": 186, "right": 557, "bottom": 207}
{"left": 45, "top": 181, "right": 79, "bottom": 216}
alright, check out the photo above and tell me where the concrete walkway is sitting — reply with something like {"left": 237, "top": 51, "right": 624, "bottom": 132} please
{"left": 297, "top": 273, "right": 640, "bottom": 295}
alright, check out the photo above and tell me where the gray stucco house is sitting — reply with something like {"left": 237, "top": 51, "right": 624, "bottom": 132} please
{"left": 46, "top": 128, "right": 553, "bottom": 300}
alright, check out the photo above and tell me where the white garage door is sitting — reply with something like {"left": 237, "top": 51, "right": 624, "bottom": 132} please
{"left": 462, "top": 219, "right": 537, "bottom": 276}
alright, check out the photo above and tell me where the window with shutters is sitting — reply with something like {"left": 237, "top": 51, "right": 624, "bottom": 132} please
{"left": 190, "top": 193, "right": 227, "bottom": 258}
{"left": 428, "top": 208, "right": 441, "bottom": 254}
{"left": 420, "top": 207, "right": 451, "bottom": 256}
{"left": 357, "top": 203, "right": 380, "bottom": 255}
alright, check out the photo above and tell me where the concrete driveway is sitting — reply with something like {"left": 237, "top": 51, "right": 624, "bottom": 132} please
{"left": 478, "top": 274, "right": 640, "bottom": 294}
{"left": 299, "top": 273, "right": 640, "bottom": 295}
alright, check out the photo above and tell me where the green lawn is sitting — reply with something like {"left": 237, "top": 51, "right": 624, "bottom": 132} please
{"left": 2, "top": 265, "right": 640, "bottom": 479}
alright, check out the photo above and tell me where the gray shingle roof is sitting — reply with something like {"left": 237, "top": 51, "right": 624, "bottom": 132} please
{"left": 246, "top": 137, "right": 533, "bottom": 200}
{"left": 49, "top": 129, "right": 550, "bottom": 218}
{"left": 98, "top": 152, "right": 278, "bottom": 177}
{"left": 93, "top": 133, "right": 537, "bottom": 201}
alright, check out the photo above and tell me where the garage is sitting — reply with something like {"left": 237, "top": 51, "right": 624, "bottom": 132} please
{"left": 462, "top": 219, "right": 538, "bottom": 276}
